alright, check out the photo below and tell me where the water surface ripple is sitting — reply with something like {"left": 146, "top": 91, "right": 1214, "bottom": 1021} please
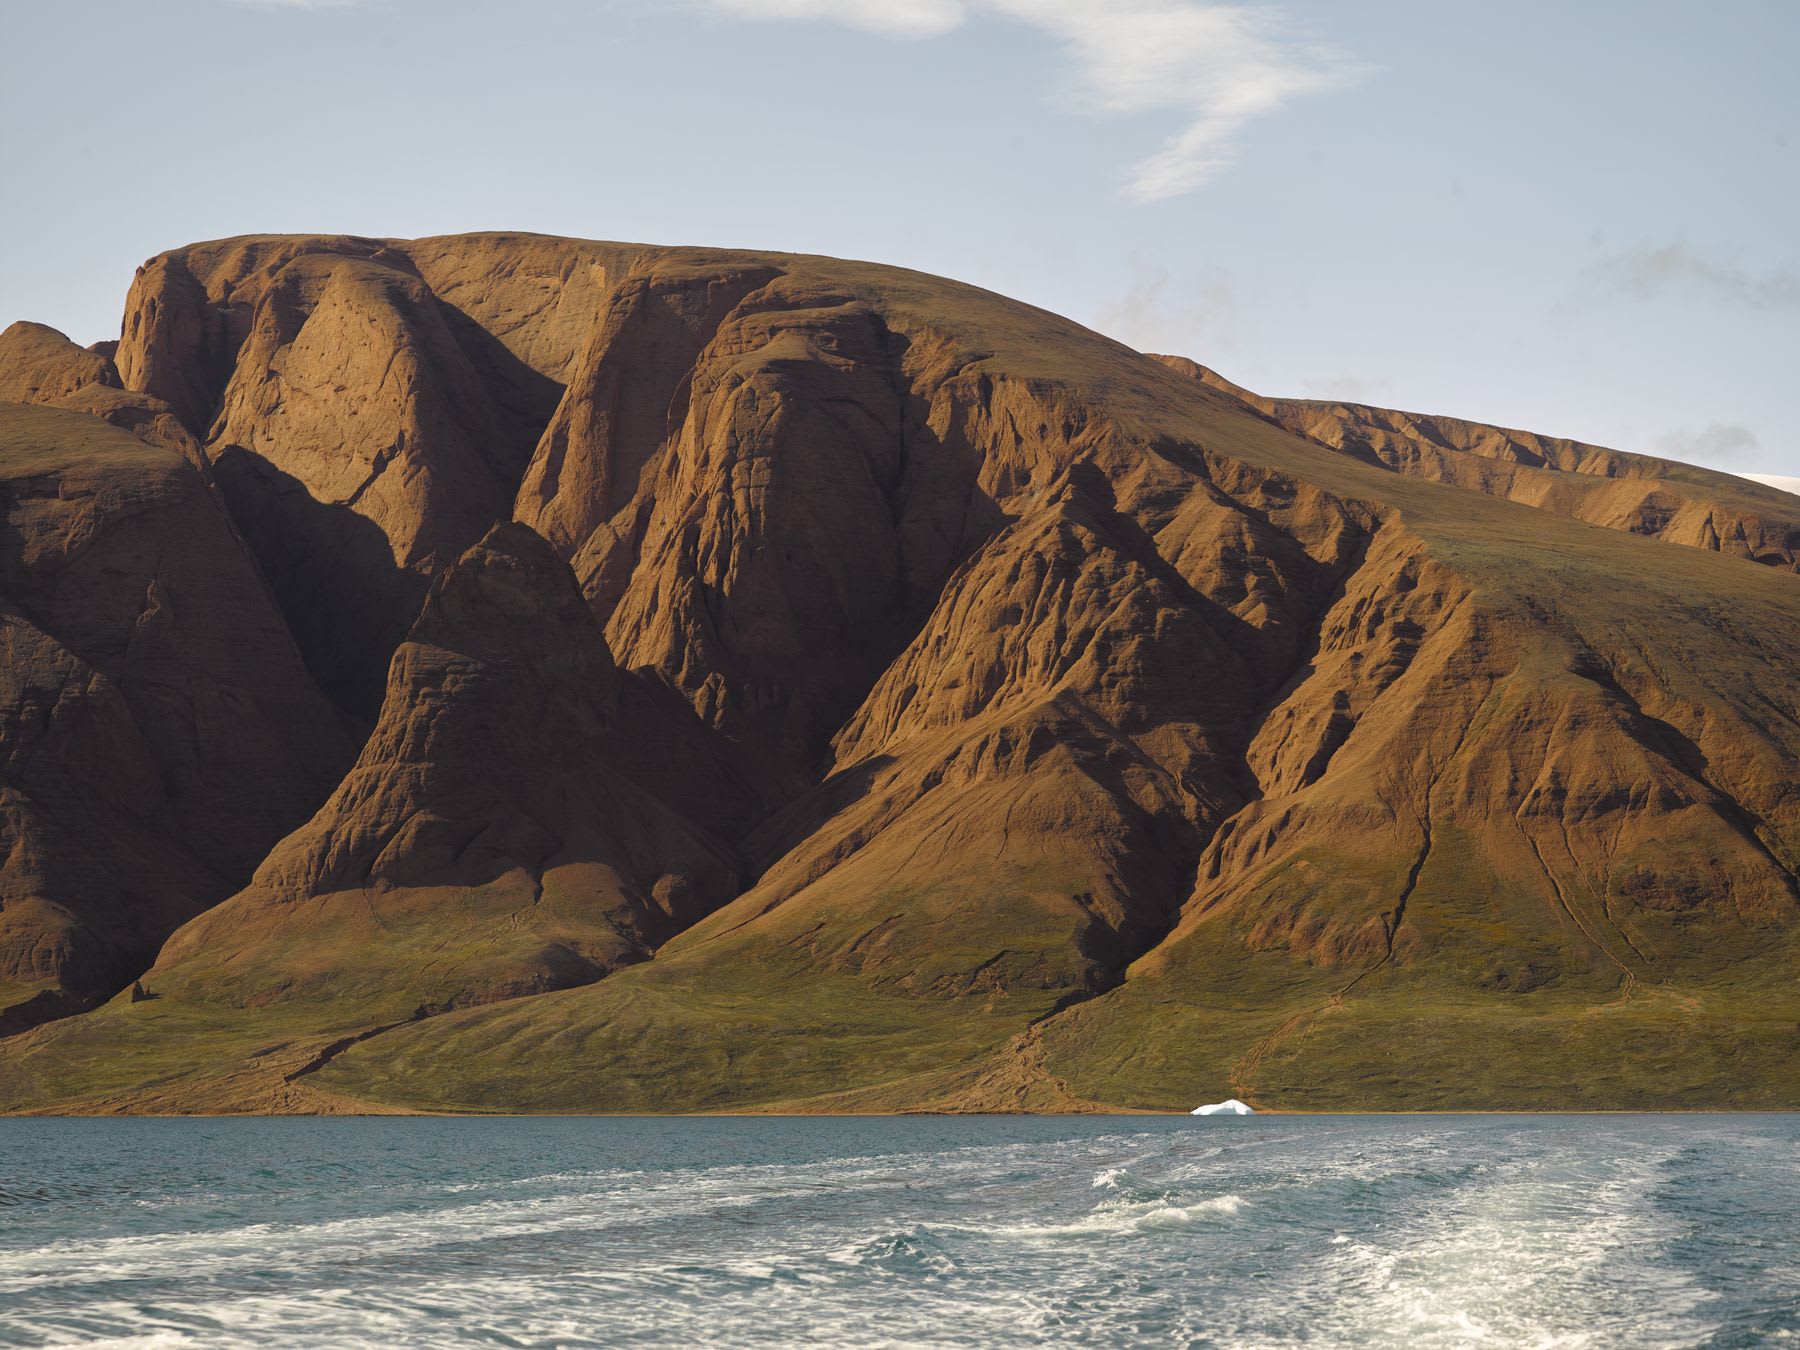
{"left": 1, "top": 1114, "right": 1795, "bottom": 1347}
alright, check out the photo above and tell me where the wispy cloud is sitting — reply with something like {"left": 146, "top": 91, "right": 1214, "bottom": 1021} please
{"left": 1585, "top": 244, "right": 1800, "bottom": 310}
{"left": 702, "top": 1, "right": 1357, "bottom": 200}
{"left": 991, "top": 1, "right": 1356, "bottom": 202}
{"left": 705, "top": 0, "right": 964, "bottom": 37}
{"left": 1653, "top": 422, "right": 1759, "bottom": 465}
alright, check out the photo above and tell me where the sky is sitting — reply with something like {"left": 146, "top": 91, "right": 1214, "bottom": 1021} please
{"left": 1, "top": 0, "right": 1795, "bottom": 482}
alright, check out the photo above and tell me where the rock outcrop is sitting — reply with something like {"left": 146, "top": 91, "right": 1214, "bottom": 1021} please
{"left": 0, "top": 321, "right": 203, "bottom": 465}
{"left": 0, "top": 322, "right": 122, "bottom": 406}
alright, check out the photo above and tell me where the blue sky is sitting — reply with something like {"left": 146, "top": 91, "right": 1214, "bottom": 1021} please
{"left": 2, "top": 0, "right": 1794, "bottom": 481}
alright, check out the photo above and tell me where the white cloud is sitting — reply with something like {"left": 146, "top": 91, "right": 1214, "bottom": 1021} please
{"left": 989, "top": 1, "right": 1354, "bottom": 201}
{"left": 706, "top": 0, "right": 966, "bottom": 37}
{"left": 1586, "top": 244, "right": 1800, "bottom": 311}
{"left": 702, "top": 0, "right": 1356, "bottom": 200}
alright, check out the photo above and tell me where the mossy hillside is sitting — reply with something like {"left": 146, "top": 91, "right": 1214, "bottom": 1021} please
{"left": 318, "top": 954, "right": 1065, "bottom": 1115}
{"left": 317, "top": 856, "right": 1116, "bottom": 1112}
{"left": 1034, "top": 852, "right": 1800, "bottom": 1113}
{"left": 0, "top": 994, "right": 384, "bottom": 1114}
{"left": 147, "top": 870, "right": 648, "bottom": 1016}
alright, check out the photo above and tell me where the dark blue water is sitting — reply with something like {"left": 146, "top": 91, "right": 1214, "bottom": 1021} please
{"left": 1, "top": 1115, "right": 1796, "bottom": 1347}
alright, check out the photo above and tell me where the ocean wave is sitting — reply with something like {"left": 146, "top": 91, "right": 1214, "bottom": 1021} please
{"left": 830, "top": 1225, "right": 960, "bottom": 1278}
{"left": 1088, "top": 1165, "right": 1169, "bottom": 1205}
{"left": 987, "top": 1190, "right": 1250, "bottom": 1242}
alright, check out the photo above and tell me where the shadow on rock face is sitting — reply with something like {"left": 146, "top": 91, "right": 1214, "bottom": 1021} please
{"left": 210, "top": 445, "right": 425, "bottom": 723}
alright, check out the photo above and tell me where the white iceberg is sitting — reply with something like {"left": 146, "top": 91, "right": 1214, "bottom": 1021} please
{"left": 1191, "top": 1098, "right": 1255, "bottom": 1116}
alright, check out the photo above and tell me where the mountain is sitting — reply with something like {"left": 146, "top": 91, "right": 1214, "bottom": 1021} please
{"left": 0, "top": 235, "right": 1796, "bottom": 1113}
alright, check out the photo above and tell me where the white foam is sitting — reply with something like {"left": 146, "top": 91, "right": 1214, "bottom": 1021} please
{"left": 1304, "top": 1147, "right": 1718, "bottom": 1349}
{"left": 989, "top": 1190, "right": 1250, "bottom": 1241}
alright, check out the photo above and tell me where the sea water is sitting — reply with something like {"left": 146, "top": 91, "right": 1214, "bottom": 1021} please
{"left": 1, "top": 1114, "right": 1796, "bottom": 1347}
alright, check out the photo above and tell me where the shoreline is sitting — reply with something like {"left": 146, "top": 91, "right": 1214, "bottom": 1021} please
{"left": 8, "top": 1107, "right": 1800, "bottom": 1120}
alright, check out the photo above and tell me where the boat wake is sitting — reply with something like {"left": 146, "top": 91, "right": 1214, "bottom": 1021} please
{"left": 1, "top": 1115, "right": 1793, "bottom": 1346}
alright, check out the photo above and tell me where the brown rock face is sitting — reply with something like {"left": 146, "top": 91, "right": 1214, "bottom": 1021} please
{"left": 42, "top": 385, "right": 206, "bottom": 467}
{"left": 146, "top": 522, "right": 741, "bottom": 1013}
{"left": 0, "top": 322, "right": 202, "bottom": 467}
{"left": 112, "top": 236, "right": 584, "bottom": 717}
{"left": 514, "top": 257, "right": 781, "bottom": 562}
{"left": 1, "top": 234, "right": 1797, "bottom": 1115}
{"left": 522, "top": 257, "right": 1166, "bottom": 785}
{"left": 0, "top": 403, "right": 351, "bottom": 1031}
{"left": 0, "top": 322, "right": 122, "bottom": 406}
{"left": 205, "top": 253, "right": 542, "bottom": 714}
